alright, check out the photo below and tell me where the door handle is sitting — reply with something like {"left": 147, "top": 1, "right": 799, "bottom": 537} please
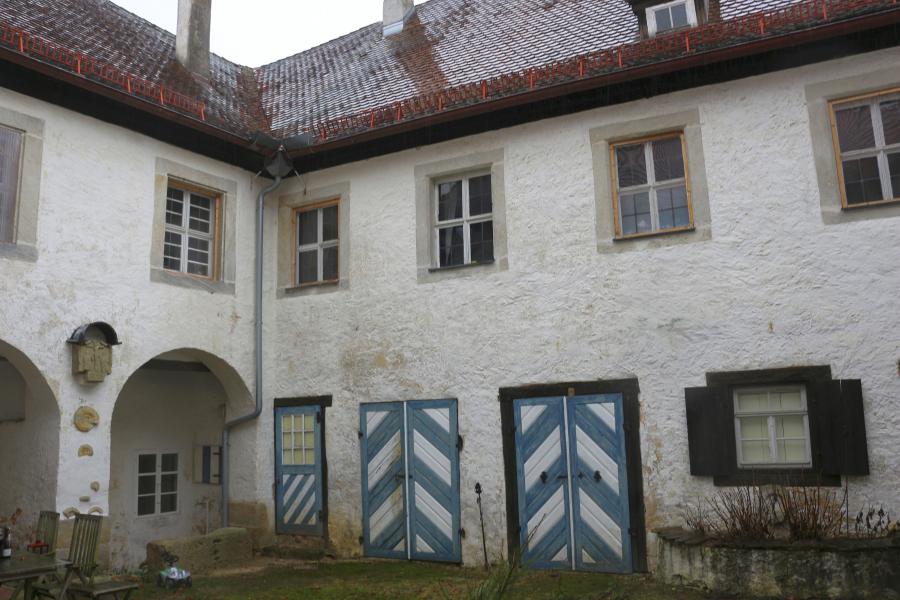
{"left": 594, "top": 471, "right": 602, "bottom": 482}
{"left": 540, "top": 471, "right": 548, "bottom": 484}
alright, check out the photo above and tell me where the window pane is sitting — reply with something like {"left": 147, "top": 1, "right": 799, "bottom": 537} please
{"left": 739, "top": 416, "right": 769, "bottom": 440}
{"left": 282, "top": 432, "right": 293, "bottom": 451}
{"left": 619, "top": 192, "right": 651, "bottom": 235}
{"left": 774, "top": 415, "right": 806, "bottom": 439}
{"left": 0, "top": 126, "right": 23, "bottom": 243}
{"left": 137, "top": 495, "right": 155, "bottom": 516}
{"left": 165, "top": 190, "right": 184, "bottom": 226}
{"left": 438, "top": 181, "right": 463, "bottom": 221}
{"left": 161, "top": 453, "right": 178, "bottom": 472}
{"left": 160, "top": 493, "right": 177, "bottom": 513}
{"left": 298, "top": 250, "right": 318, "bottom": 284}
{"left": 304, "top": 431, "right": 315, "bottom": 450}
{"left": 468, "top": 175, "right": 492, "bottom": 216}
{"left": 161, "top": 474, "right": 178, "bottom": 494}
{"left": 616, "top": 144, "right": 647, "bottom": 187}
{"left": 777, "top": 439, "right": 808, "bottom": 463}
{"left": 741, "top": 440, "right": 771, "bottom": 464}
{"left": 657, "top": 186, "right": 689, "bottom": 230}
{"left": 888, "top": 152, "right": 900, "bottom": 199}
{"left": 188, "top": 195, "right": 212, "bottom": 233}
{"left": 438, "top": 225, "right": 464, "bottom": 267}
{"left": 283, "top": 450, "right": 293, "bottom": 466}
{"left": 670, "top": 2, "right": 688, "bottom": 27}
{"left": 654, "top": 6, "right": 673, "bottom": 31}
{"left": 322, "top": 205, "right": 338, "bottom": 241}
{"left": 652, "top": 137, "right": 685, "bottom": 181}
{"left": 298, "top": 209, "right": 317, "bottom": 245}
{"left": 281, "top": 415, "right": 292, "bottom": 433}
{"left": 323, "top": 246, "right": 338, "bottom": 281}
{"left": 880, "top": 99, "right": 900, "bottom": 145}
{"left": 187, "top": 260, "right": 209, "bottom": 277}
{"left": 293, "top": 449, "right": 304, "bottom": 464}
{"left": 842, "top": 156, "right": 883, "bottom": 204}
{"left": 835, "top": 105, "right": 876, "bottom": 152}
{"left": 304, "top": 414, "right": 315, "bottom": 430}
{"left": 138, "top": 475, "right": 156, "bottom": 495}
{"left": 138, "top": 454, "right": 156, "bottom": 474}
{"left": 163, "top": 231, "right": 182, "bottom": 271}
{"left": 469, "top": 220, "right": 494, "bottom": 263}
{"left": 772, "top": 391, "right": 802, "bottom": 410}
{"left": 736, "top": 393, "right": 765, "bottom": 412}
{"left": 305, "top": 450, "right": 315, "bottom": 465}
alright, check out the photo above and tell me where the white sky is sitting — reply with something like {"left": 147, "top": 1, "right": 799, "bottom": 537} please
{"left": 111, "top": 0, "right": 427, "bottom": 67}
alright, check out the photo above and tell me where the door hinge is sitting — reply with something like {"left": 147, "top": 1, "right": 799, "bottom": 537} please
{"left": 358, "top": 430, "right": 363, "bottom": 439}
{"left": 459, "top": 528, "right": 466, "bottom": 539}
{"left": 317, "top": 510, "right": 323, "bottom": 521}
{"left": 456, "top": 435, "right": 464, "bottom": 452}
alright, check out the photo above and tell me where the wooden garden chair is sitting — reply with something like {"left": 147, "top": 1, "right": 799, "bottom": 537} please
{"left": 6, "top": 510, "right": 60, "bottom": 600}
{"left": 33, "top": 514, "right": 138, "bottom": 600}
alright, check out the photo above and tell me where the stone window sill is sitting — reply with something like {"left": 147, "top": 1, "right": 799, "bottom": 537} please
{"left": 150, "top": 268, "right": 235, "bottom": 295}
{"left": 279, "top": 280, "right": 347, "bottom": 298}
{"left": 0, "top": 242, "right": 38, "bottom": 262}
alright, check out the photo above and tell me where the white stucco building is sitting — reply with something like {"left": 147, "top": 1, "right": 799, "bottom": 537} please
{"left": 1, "top": 0, "right": 899, "bottom": 574}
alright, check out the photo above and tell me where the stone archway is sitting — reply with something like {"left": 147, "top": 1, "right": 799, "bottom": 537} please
{"left": 0, "top": 338, "right": 60, "bottom": 546}
{"left": 107, "top": 348, "right": 252, "bottom": 569}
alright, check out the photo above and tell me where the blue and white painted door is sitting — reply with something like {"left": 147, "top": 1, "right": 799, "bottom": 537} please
{"left": 360, "top": 400, "right": 461, "bottom": 563}
{"left": 514, "top": 394, "right": 631, "bottom": 572}
{"left": 275, "top": 406, "right": 324, "bottom": 535}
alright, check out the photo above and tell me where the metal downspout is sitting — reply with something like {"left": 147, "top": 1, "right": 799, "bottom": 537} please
{"left": 222, "top": 174, "right": 283, "bottom": 527}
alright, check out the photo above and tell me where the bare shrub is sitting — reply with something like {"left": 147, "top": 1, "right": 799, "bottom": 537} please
{"left": 705, "top": 486, "right": 777, "bottom": 540}
{"left": 681, "top": 496, "right": 707, "bottom": 534}
{"left": 774, "top": 485, "right": 846, "bottom": 540}
{"left": 854, "top": 505, "right": 893, "bottom": 538}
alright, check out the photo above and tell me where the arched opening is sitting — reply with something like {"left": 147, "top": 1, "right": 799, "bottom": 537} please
{"left": 108, "top": 349, "right": 252, "bottom": 569}
{"left": 0, "top": 339, "right": 60, "bottom": 545}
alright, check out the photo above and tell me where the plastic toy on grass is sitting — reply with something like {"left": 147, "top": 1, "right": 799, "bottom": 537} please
{"left": 156, "top": 551, "right": 192, "bottom": 590}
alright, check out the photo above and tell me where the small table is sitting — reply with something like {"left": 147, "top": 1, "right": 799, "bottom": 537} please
{"left": 0, "top": 554, "right": 72, "bottom": 600}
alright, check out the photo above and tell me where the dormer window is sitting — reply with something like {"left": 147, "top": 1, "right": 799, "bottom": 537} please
{"left": 646, "top": 0, "right": 698, "bottom": 36}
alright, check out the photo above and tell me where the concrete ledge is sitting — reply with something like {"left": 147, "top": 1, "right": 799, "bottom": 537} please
{"left": 655, "top": 527, "right": 900, "bottom": 599}
{"left": 145, "top": 527, "right": 252, "bottom": 575}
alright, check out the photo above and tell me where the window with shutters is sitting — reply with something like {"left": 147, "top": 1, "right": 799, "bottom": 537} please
{"left": 734, "top": 386, "right": 811, "bottom": 468}
{"left": 829, "top": 89, "right": 900, "bottom": 208}
{"left": 646, "top": 0, "right": 698, "bottom": 36}
{"left": 164, "top": 181, "right": 221, "bottom": 279}
{"left": 433, "top": 172, "right": 494, "bottom": 268}
{"left": 610, "top": 132, "right": 694, "bottom": 238}
{"left": 293, "top": 200, "right": 339, "bottom": 286}
{"left": 137, "top": 452, "right": 179, "bottom": 517}
{"left": 684, "top": 367, "right": 869, "bottom": 486}
{"left": 0, "top": 124, "right": 23, "bottom": 244}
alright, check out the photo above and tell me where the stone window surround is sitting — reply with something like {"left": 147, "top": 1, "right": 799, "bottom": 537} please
{"left": 151, "top": 158, "right": 237, "bottom": 295}
{"left": 806, "top": 67, "right": 900, "bottom": 225}
{"left": 414, "top": 148, "right": 509, "bottom": 284}
{"left": 277, "top": 181, "right": 351, "bottom": 298}
{"left": 590, "top": 108, "right": 711, "bottom": 254}
{"left": 0, "top": 105, "right": 43, "bottom": 263}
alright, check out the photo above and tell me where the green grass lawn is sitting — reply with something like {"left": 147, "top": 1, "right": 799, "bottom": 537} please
{"left": 131, "top": 559, "right": 722, "bottom": 600}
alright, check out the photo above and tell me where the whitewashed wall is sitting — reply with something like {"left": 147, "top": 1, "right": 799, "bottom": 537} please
{"left": 268, "top": 47, "right": 900, "bottom": 566}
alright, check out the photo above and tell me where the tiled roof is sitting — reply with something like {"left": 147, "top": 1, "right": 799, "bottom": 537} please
{"left": 0, "top": 0, "right": 895, "bottom": 145}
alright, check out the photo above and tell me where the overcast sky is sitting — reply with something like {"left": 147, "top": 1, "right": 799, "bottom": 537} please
{"left": 111, "top": 0, "right": 426, "bottom": 67}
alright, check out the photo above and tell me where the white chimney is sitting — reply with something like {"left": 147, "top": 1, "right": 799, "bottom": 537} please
{"left": 383, "top": 0, "right": 414, "bottom": 37}
{"left": 176, "top": 0, "right": 211, "bottom": 77}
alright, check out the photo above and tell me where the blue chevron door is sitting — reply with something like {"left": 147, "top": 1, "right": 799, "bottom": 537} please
{"left": 513, "top": 394, "right": 631, "bottom": 572}
{"left": 360, "top": 400, "right": 461, "bottom": 563}
{"left": 406, "top": 399, "right": 461, "bottom": 562}
{"left": 275, "top": 405, "right": 324, "bottom": 535}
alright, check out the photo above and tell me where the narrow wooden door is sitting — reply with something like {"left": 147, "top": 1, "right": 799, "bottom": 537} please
{"left": 275, "top": 406, "right": 324, "bottom": 535}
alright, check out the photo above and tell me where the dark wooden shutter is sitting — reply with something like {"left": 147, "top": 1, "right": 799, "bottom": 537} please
{"left": 810, "top": 379, "right": 869, "bottom": 476}
{"left": 685, "top": 386, "right": 734, "bottom": 476}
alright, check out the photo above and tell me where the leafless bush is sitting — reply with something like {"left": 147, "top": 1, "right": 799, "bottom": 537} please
{"left": 705, "top": 486, "right": 778, "bottom": 540}
{"left": 774, "top": 485, "right": 846, "bottom": 540}
{"left": 854, "top": 504, "right": 893, "bottom": 538}
{"left": 681, "top": 496, "right": 707, "bottom": 534}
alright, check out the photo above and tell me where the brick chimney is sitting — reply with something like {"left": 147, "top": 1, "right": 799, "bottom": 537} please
{"left": 176, "top": 0, "right": 211, "bottom": 77}
{"left": 383, "top": 0, "right": 414, "bottom": 37}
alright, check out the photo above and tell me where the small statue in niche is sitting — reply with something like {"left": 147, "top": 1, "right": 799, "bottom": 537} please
{"left": 67, "top": 322, "right": 120, "bottom": 384}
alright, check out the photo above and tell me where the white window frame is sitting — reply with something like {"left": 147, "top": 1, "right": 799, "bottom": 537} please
{"left": 281, "top": 413, "right": 317, "bottom": 466}
{"left": 646, "top": 0, "right": 698, "bottom": 36}
{"left": 611, "top": 132, "right": 694, "bottom": 237}
{"left": 0, "top": 124, "right": 24, "bottom": 244}
{"left": 136, "top": 451, "right": 180, "bottom": 518}
{"left": 294, "top": 200, "right": 340, "bottom": 286}
{"left": 432, "top": 170, "right": 493, "bottom": 268}
{"left": 164, "top": 182, "right": 219, "bottom": 279}
{"left": 830, "top": 89, "right": 900, "bottom": 208}
{"left": 733, "top": 386, "right": 812, "bottom": 469}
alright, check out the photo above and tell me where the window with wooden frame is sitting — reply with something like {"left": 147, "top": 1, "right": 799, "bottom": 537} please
{"left": 610, "top": 132, "right": 693, "bottom": 238}
{"left": 734, "top": 386, "right": 811, "bottom": 469}
{"left": 137, "top": 452, "right": 178, "bottom": 517}
{"left": 0, "top": 124, "right": 24, "bottom": 244}
{"left": 433, "top": 172, "right": 493, "bottom": 268}
{"left": 646, "top": 0, "right": 697, "bottom": 36}
{"left": 829, "top": 88, "right": 900, "bottom": 208}
{"left": 294, "top": 200, "right": 339, "bottom": 286}
{"left": 163, "top": 180, "right": 221, "bottom": 279}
